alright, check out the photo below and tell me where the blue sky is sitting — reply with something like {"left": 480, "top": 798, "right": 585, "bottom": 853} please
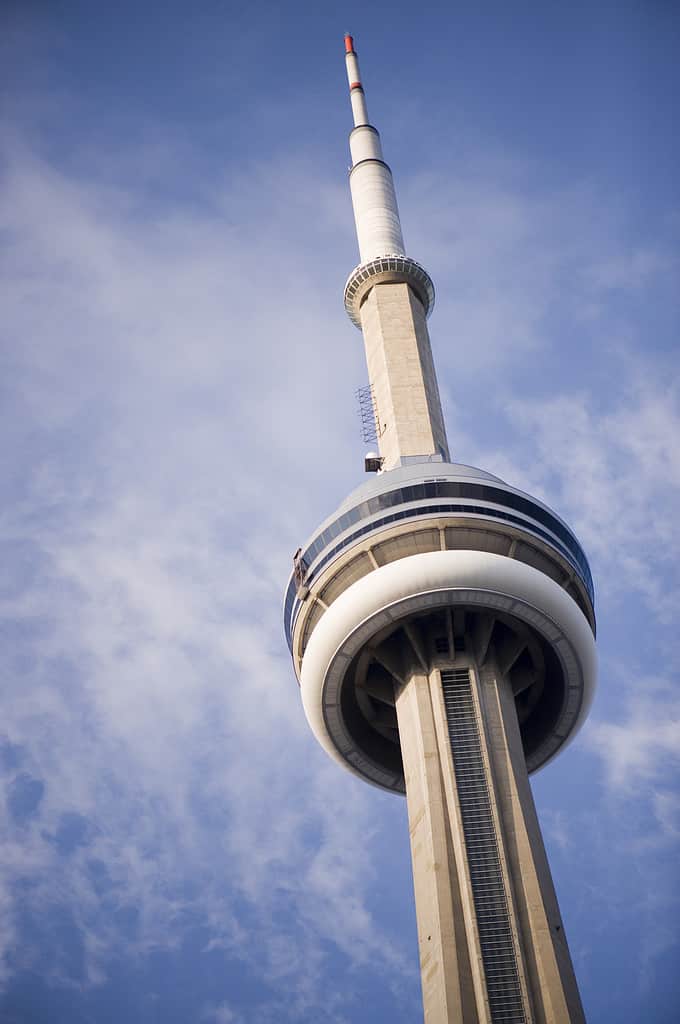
{"left": 1, "top": 2, "right": 679, "bottom": 1022}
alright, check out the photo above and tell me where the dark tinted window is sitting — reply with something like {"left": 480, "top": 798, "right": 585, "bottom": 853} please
{"left": 284, "top": 481, "right": 594, "bottom": 651}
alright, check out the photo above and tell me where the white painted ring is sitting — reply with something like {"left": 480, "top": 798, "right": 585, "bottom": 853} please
{"left": 299, "top": 550, "right": 597, "bottom": 791}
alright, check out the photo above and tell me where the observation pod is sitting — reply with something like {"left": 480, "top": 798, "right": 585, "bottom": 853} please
{"left": 285, "top": 34, "right": 597, "bottom": 1024}
{"left": 284, "top": 461, "right": 596, "bottom": 795}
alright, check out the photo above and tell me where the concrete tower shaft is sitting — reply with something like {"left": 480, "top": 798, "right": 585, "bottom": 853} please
{"left": 285, "top": 35, "right": 597, "bottom": 1024}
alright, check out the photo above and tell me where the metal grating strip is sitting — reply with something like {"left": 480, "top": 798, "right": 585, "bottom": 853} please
{"left": 441, "top": 668, "right": 527, "bottom": 1024}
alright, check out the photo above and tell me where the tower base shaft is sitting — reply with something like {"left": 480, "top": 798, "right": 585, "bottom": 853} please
{"left": 395, "top": 646, "right": 585, "bottom": 1023}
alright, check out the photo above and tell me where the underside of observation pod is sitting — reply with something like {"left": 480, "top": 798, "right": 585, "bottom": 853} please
{"left": 343, "top": 605, "right": 565, "bottom": 785}
{"left": 298, "top": 548, "right": 597, "bottom": 794}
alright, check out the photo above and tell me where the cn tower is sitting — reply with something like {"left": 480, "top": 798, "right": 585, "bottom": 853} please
{"left": 284, "top": 36, "right": 596, "bottom": 1024}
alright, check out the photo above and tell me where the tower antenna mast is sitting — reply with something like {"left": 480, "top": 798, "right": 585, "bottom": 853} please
{"left": 284, "top": 35, "right": 596, "bottom": 1024}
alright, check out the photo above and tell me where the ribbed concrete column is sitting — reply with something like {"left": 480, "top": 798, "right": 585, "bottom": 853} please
{"left": 395, "top": 669, "right": 480, "bottom": 1023}
{"left": 395, "top": 649, "right": 585, "bottom": 1024}
{"left": 476, "top": 657, "right": 586, "bottom": 1024}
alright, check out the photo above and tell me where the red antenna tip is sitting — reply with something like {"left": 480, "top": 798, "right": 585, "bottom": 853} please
{"left": 344, "top": 34, "right": 354, "bottom": 53}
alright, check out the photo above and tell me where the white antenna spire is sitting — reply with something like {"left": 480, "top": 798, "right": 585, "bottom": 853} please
{"left": 343, "top": 34, "right": 405, "bottom": 262}
{"left": 344, "top": 34, "right": 369, "bottom": 126}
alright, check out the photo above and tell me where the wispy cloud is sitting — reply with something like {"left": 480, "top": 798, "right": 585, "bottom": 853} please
{"left": 586, "top": 678, "right": 680, "bottom": 796}
{"left": 0, "top": 131, "right": 416, "bottom": 1018}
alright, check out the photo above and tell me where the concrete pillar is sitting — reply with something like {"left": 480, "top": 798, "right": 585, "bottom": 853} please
{"left": 395, "top": 670, "right": 480, "bottom": 1023}
{"left": 359, "top": 282, "right": 449, "bottom": 470}
{"left": 476, "top": 658, "right": 586, "bottom": 1023}
{"left": 395, "top": 649, "right": 585, "bottom": 1023}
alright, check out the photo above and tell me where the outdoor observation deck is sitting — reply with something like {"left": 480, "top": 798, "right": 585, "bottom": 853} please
{"left": 285, "top": 462, "right": 595, "bottom": 655}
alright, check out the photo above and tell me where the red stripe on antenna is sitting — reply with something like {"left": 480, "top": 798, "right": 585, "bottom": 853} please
{"left": 344, "top": 34, "right": 354, "bottom": 53}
